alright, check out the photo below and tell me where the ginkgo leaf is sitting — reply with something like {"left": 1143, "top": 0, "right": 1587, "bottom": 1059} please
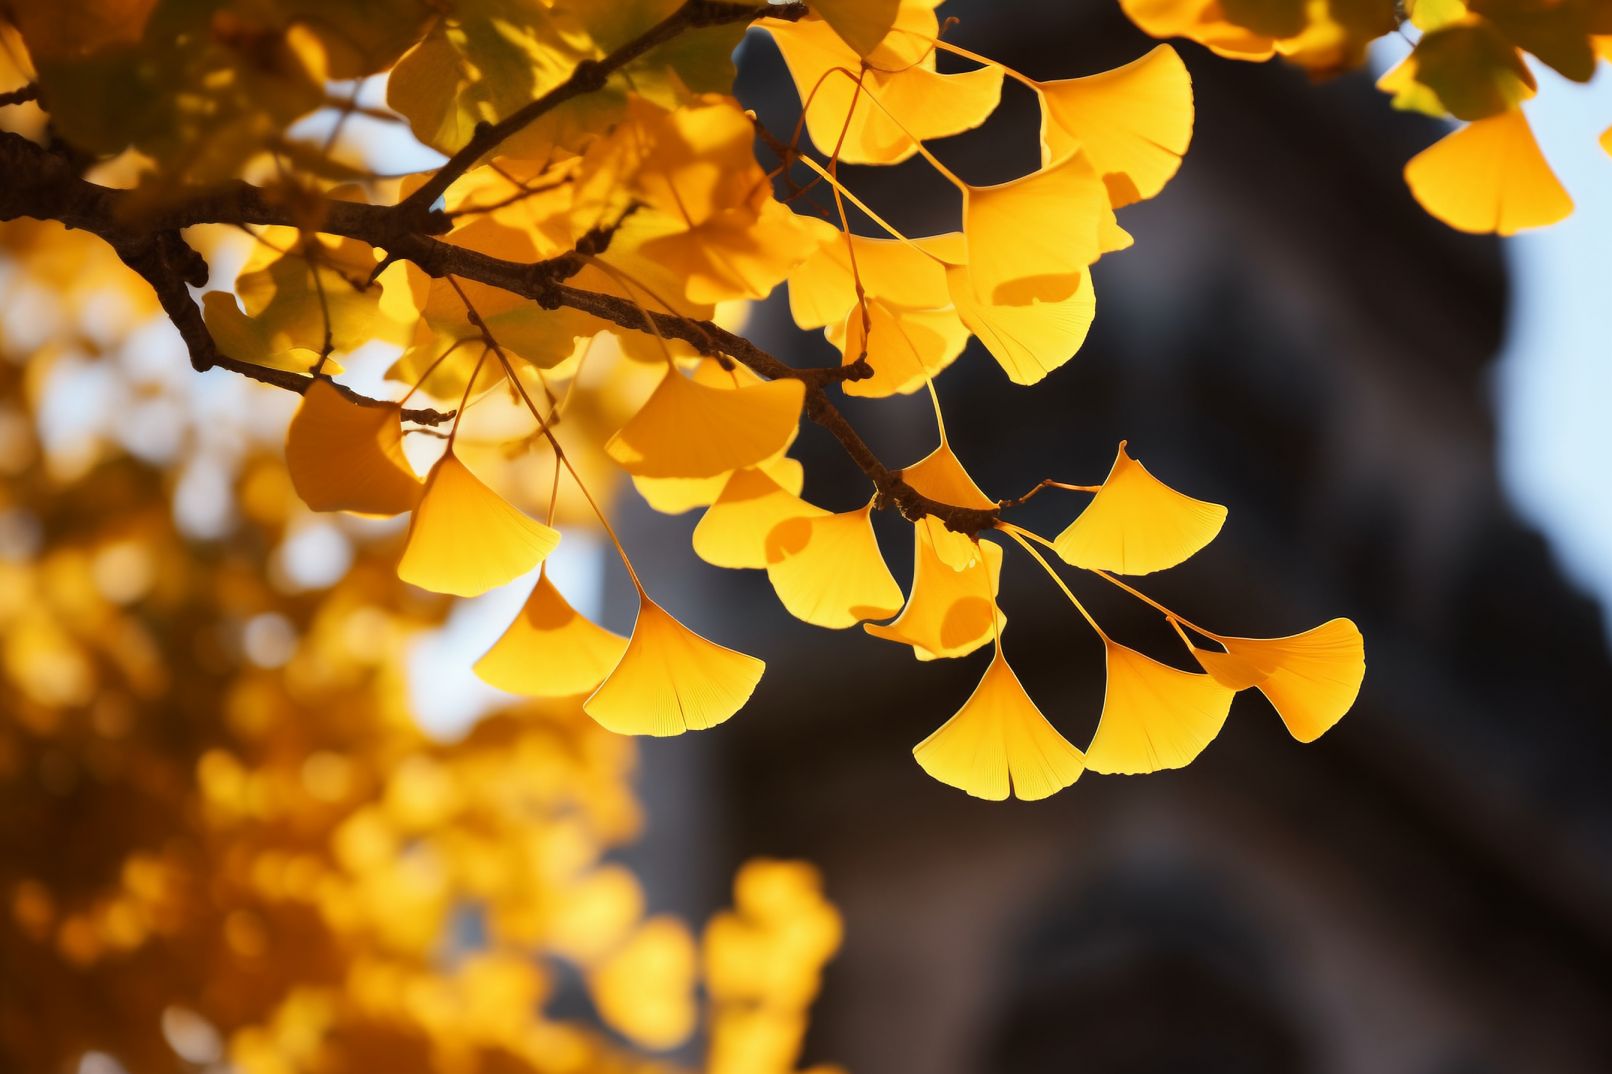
{"left": 397, "top": 452, "right": 561, "bottom": 597}
{"left": 1036, "top": 45, "right": 1195, "bottom": 206}
{"left": 1085, "top": 641, "right": 1235, "bottom": 774}
{"left": 964, "top": 153, "right": 1117, "bottom": 304}
{"left": 1403, "top": 108, "right": 1573, "bottom": 234}
{"left": 764, "top": 502, "right": 905, "bottom": 629}
{"left": 1053, "top": 441, "right": 1226, "bottom": 575}
{"left": 913, "top": 648, "right": 1085, "bottom": 800}
{"left": 901, "top": 440, "right": 998, "bottom": 571}
{"left": 633, "top": 456, "right": 804, "bottom": 516}
{"left": 284, "top": 379, "right": 422, "bottom": 516}
{"left": 788, "top": 233, "right": 953, "bottom": 330}
{"left": 1119, "top": 0, "right": 1279, "bottom": 60}
{"left": 641, "top": 196, "right": 827, "bottom": 305}
{"left": 764, "top": 14, "right": 1003, "bottom": 166}
{"left": 386, "top": 0, "right": 589, "bottom": 153}
{"left": 865, "top": 529, "right": 1005, "bottom": 660}
{"left": 202, "top": 291, "right": 322, "bottom": 374}
{"left": 474, "top": 572, "right": 628, "bottom": 697}
{"left": 693, "top": 468, "right": 825, "bottom": 570}
{"left": 235, "top": 237, "right": 409, "bottom": 355}
{"left": 833, "top": 299, "right": 970, "bottom": 398}
{"left": 946, "top": 264, "right": 1096, "bottom": 385}
{"left": 1377, "top": 17, "right": 1537, "bottom": 121}
{"left": 1190, "top": 618, "right": 1365, "bottom": 742}
{"left": 583, "top": 595, "right": 764, "bottom": 736}
{"left": 811, "top": 0, "right": 901, "bottom": 56}
{"left": 606, "top": 367, "right": 805, "bottom": 479}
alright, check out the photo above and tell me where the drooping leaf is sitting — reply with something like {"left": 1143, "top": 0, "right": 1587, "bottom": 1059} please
{"left": 764, "top": 502, "right": 906, "bottom": 629}
{"left": 605, "top": 367, "right": 805, "bottom": 479}
{"left": 398, "top": 452, "right": 561, "bottom": 597}
{"left": 1053, "top": 441, "right": 1227, "bottom": 575}
{"left": 913, "top": 649, "right": 1085, "bottom": 800}
{"left": 475, "top": 572, "right": 628, "bottom": 697}
{"left": 584, "top": 595, "right": 764, "bottom": 736}
{"left": 1085, "top": 641, "right": 1235, "bottom": 774}
{"left": 285, "top": 379, "right": 422, "bottom": 516}
{"left": 1403, "top": 108, "right": 1573, "bottom": 234}
{"left": 865, "top": 529, "right": 1005, "bottom": 660}
{"left": 1190, "top": 618, "right": 1366, "bottom": 742}
{"left": 1035, "top": 45, "right": 1195, "bottom": 206}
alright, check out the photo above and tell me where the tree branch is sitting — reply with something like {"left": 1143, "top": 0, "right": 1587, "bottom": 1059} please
{"left": 0, "top": 100, "right": 1004, "bottom": 532}
{"left": 0, "top": 83, "right": 38, "bottom": 108}
{"left": 392, "top": 0, "right": 808, "bottom": 222}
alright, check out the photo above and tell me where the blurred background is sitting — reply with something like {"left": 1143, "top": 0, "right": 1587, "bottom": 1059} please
{"left": 656, "top": 3, "right": 1612, "bottom": 1072}
{"left": 5, "top": 1, "right": 1612, "bottom": 1072}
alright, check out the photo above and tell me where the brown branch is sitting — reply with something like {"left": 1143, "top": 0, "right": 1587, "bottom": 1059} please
{"left": 393, "top": 0, "right": 808, "bottom": 223}
{"left": 0, "top": 117, "right": 1003, "bottom": 533}
{"left": 0, "top": 83, "right": 37, "bottom": 108}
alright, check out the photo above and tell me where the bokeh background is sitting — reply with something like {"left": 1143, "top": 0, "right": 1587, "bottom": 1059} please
{"left": 688, "top": 3, "right": 1612, "bottom": 1071}
{"left": 7, "top": 1, "right": 1612, "bottom": 1071}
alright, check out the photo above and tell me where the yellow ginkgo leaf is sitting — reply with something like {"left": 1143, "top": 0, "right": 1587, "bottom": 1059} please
{"left": 946, "top": 264, "right": 1096, "bottom": 385}
{"left": 1085, "top": 641, "right": 1235, "bottom": 774}
{"left": 964, "top": 152, "right": 1118, "bottom": 305}
{"left": 693, "top": 467, "right": 825, "bottom": 570}
{"left": 588, "top": 916, "right": 698, "bottom": 1050}
{"left": 832, "top": 299, "right": 969, "bottom": 398}
{"left": 788, "top": 232, "right": 952, "bottom": 330}
{"left": 901, "top": 440, "right": 998, "bottom": 571}
{"left": 811, "top": 0, "right": 901, "bottom": 56}
{"left": 606, "top": 367, "right": 805, "bottom": 479}
{"left": 1036, "top": 45, "right": 1194, "bottom": 206}
{"left": 913, "top": 648, "right": 1085, "bottom": 800}
{"left": 285, "top": 378, "right": 421, "bottom": 516}
{"left": 865, "top": 529, "right": 1005, "bottom": 660}
{"left": 1120, "top": 0, "right": 1279, "bottom": 60}
{"left": 397, "top": 452, "right": 561, "bottom": 597}
{"left": 764, "top": 501, "right": 905, "bottom": 629}
{"left": 765, "top": 14, "right": 1003, "bottom": 166}
{"left": 1190, "top": 618, "right": 1365, "bottom": 742}
{"left": 1403, "top": 108, "right": 1573, "bottom": 234}
{"left": 640, "top": 196, "right": 828, "bottom": 305}
{"left": 633, "top": 455, "right": 804, "bottom": 516}
{"left": 474, "top": 572, "right": 628, "bottom": 697}
{"left": 584, "top": 595, "right": 764, "bottom": 736}
{"left": 1053, "top": 441, "right": 1226, "bottom": 575}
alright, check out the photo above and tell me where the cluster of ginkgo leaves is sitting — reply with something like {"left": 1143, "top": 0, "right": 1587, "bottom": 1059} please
{"left": 1122, "top": 0, "right": 1612, "bottom": 233}
{"left": 0, "top": 313, "right": 842, "bottom": 1074}
{"left": 0, "top": 0, "right": 1375, "bottom": 802}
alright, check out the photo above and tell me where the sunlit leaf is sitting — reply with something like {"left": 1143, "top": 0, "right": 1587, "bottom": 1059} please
{"left": 1403, "top": 108, "right": 1573, "bottom": 234}
{"left": 1085, "top": 641, "right": 1235, "bottom": 774}
{"left": 946, "top": 264, "right": 1096, "bottom": 385}
{"left": 865, "top": 529, "right": 1005, "bottom": 661}
{"left": 606, "top": 366, "right": 805, "bottom": 479}
{"left": 900, "top": 440, "right": 998, "bottom": 571}
{"left": 1190, "top": 618, "right": 1366, "bottom": 741}
{"left": 475, "top": 572, "right": 628, "bottom": 697}
{"left": 285, "top": 379, "right": 422, "bottom": 516}
{"left": 398, "top": 452, "right": 561, "bottom": 597}
{"left": 764, "top": 502, "right": 905, "bottom": 629}
{"left": 1053, "top": 441, "right": 1226, "bottom": 575}
{"left": 584, "top": 595, "right": 764, "bottom": 735}
{"left": 1035, "top": 45, "right": 1195, "bottom": 206}
{"left": 913, "top": 648, "right": 1085, "bottom": 800}
{"left": 693, "top": 467, "right": 825, "bottom": 570}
